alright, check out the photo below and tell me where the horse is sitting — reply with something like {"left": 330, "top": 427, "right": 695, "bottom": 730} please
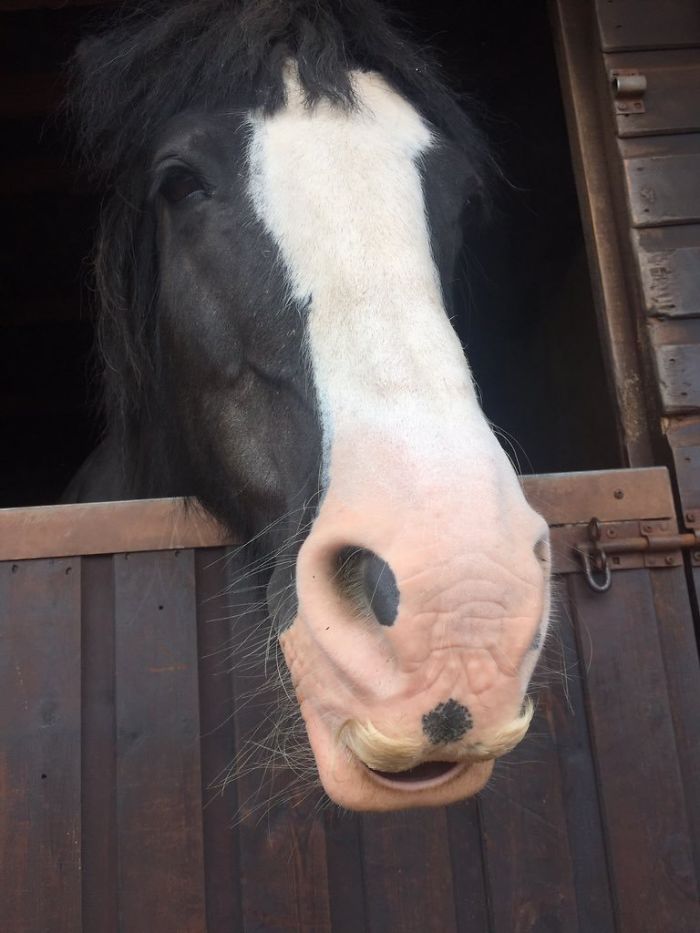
{"left": 66, "top": 0, "right": 551, "bottom": 812}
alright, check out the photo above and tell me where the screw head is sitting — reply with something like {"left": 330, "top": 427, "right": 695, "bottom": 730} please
{"left": 665, "top": 555, "right": 675, "bottom": 566}
{"left": 606, "top": 528, "right": 617, "bottom": 537}
{"left": 614, "top": 489, "right": 624, "bottom": 500}
{"left": 686, "top": 512, "right": 696, "bottom": 524}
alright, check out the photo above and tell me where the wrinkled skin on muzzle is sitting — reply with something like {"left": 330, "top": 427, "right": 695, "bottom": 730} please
{"left": 281, "top": 426, "right": 549, "bottom": 810}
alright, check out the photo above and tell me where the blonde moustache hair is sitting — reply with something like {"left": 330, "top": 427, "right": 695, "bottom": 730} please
{"left": 338, "top": 697, "right": 535, "bottom": 773}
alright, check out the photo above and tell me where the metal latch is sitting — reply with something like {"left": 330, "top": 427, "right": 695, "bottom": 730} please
{"left": 610, "top": 68, "right": 647, "bottom": 114}
{"left": 580, "top": 517, "right": 700, "bottom": 593}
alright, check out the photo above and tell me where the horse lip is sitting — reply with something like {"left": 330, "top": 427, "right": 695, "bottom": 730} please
{"left": 361, "top": 759, "right": 470, "bottom": 792}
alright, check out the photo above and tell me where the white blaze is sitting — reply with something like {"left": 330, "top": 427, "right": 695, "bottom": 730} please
{"left": 247, "top": 69, "right": 493, "bottom": 488}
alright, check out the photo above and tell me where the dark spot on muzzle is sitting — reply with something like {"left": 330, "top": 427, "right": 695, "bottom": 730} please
{"left": 422, "top": 698, "right": 473, "bottom": 745}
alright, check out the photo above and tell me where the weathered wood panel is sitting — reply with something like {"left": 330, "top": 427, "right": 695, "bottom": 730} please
{"left": 596, "top": 0, "right": 700, "bottom": 52}
{"left": 479, "top": 693, "right": 581, "bottom": 933}
{"left": 113, "top": 549, "right": 207, "bottom": 933}
{"left": 549, "top": 0, "right": 655, "bottom": 465}
{"left": 568, "top": 570, "right": 700, "bottom": 931}
{"left": 0, "top": 497, "right": 231, "bottom": 562}
{"left": 0, "top": 558, "right": 82, "bottom": 933}
{"left": 224, "top": 552, "right": 333, "bottom": 933}
{"left": 605, "top": 50, "right": 700, "bottom": 138}
{"left": 633, "top": 226, "right": 700, "bottom": 319}
{"left": 80, "top": 555, "right": 118, "bottom": 933}
{"left": 195, "top": 548, "right": 244, "bottom": 933}
{"left": 543, "top": 616, "right": 616, "bottom": 933}
{"left": 622, "top": 140, "right": 700, "bottom": 228}
{"left": 446, "top": 801, "right": 490, "bottom": 933}
{"left": 362, "top": 810, "right": 458, "bottom": 933}
{"left": 1, "top": 469, "right": 700, "bottom": 931}
{"left": 648, "top": 318, "right": 700, "bottom": 413}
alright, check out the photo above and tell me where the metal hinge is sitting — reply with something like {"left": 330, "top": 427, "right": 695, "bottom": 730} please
{"left": 580, "top": 517, "right": 700, "bottom": 593}
{"left": 610, "top": 68, "right": 647, "bottom": 114}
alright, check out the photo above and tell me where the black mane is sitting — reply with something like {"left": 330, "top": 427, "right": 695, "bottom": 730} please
{"left": 68, "top": 0, "right": 491, "bottom": 500}
{"left": 71, "top": 0, "right": 488, "bottom": 181}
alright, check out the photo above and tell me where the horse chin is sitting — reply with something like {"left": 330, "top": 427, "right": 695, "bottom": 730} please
{"left": 298, "top": 698, "right": 494, "bottom": 811}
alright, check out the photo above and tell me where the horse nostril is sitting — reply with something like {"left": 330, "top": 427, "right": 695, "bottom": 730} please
{"left": 534, "top": 534, "right": 550, "bottom": 566}
{"left": 336, "top": 546, "right": 400, "bottom": 626}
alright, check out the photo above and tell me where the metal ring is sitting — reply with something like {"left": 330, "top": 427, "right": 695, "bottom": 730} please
{"left": 582, "top": 550, "right": 612, "bottom": 593}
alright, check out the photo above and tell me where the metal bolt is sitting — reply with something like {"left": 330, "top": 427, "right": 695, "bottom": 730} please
{"left": 694, "top": 552, "right": 700, "bottom": 562}
{"left": 614, "top": 489, "right": 624, "bottom": 499}
{"left": 612, "top": 556, "right": 621, "bottom": 565}
{"left": 665, "top": 556, "right": 675, "bottom": 566}
{"left": 606, "top": 528, "right": 617, "bottom": 537}
{"left": 686, "top": 512, "right": 696, "bottom": 524}
{"left": 642, "top": 524, "right": 653, "bottom": 533}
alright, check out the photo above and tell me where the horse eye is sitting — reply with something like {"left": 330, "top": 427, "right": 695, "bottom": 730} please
{"left": 159, "top": 170, "right": 206, "bottom": 204}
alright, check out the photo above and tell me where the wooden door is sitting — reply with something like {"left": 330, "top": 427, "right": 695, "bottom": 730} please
{"left": 550, "top": 0, "right": 700, "bottom": 605}
{"left": 1, "top": 468, "right": 699, "bottom": 932}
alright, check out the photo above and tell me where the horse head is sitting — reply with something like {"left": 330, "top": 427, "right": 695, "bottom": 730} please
{"left": 71, "top": 0, "right": 551, "bottom": 811}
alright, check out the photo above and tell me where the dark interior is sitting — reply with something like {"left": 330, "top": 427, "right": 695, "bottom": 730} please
{"left": 0, "top": 0, "right": 621, "bottom": 509}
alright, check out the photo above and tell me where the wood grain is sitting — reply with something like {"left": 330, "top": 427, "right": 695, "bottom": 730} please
{"left": 0, "top": 557, "right": 82, "bottom": 933}
{"left": 113, "top": 549, "right": 207, "bottom": 933}
{"left": 569, "top": 571, "right": 700, "bottom": 931}
{"left": 80, "top": 555, "right": 118, "bottom": 933}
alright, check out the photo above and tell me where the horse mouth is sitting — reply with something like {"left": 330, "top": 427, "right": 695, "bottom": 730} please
{"left": 364, "top": 760, "right": 466, "bottom": 791}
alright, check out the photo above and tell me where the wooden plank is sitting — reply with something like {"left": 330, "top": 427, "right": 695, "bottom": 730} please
{"left": 362, "top": 810, "right": 458, "bottom": 933}
{"left": 0, "top": 557, "right": 82, "bottom": 933}
{"left": 633, "top": 226, "right": 700, "bottom": 318}
{"left": 195, "top": 547, "right": 244, "bottom": 933}
{"left": 654, "top": 343, "right": 700, "bottom": 412}
{"left": 0, "top": 497, "right": 232, "bottom": 561}
{"left": 621, "top": 137, "right": 700, "bottom": 227}
{"left": 605, "top": 50, "right": 700, "bottom": 138}
{"left": 568, "top": 571, "right": 700, "bottom": 931}
{"left": 666, "top": 418, "right": 700, "bottom": 513}
{"left": 549, "top": 0, "right": 655, "bottom": 465}
{"left": 113, "top": 549, "right": 207, "bottom": 933}
{"left": 0, "top": 470, "right": 673, "bottom": 565}
{"left": 478, "top": 698, "right": 579, "bottom": 933}
{"left": 80, "top": 555, "right": 118, "bottom": 933}
{"left": 446, "top": 801, "right": 490, "bottom": 933}
{"left": 324, "top": 811, "right": 368, "bottom": 933}
{"left": 648, "top": 318, "right": 700, "bottom": 413}
{"left": 609, "top": 51, "right": 700, "bottom": 138}
{"left": 596, "top": 0, "right": 700, "bottom": 52}
{"left": 522, "top": 466, "right": 674, "bottom": 526}
{"left": 545, "top": 607, "right": 616, "bottom": 932}
{"left": 649, "top": 567, "right": 700, "bottom": 876}
{"left": 226, "top": 555, "right": 332, "bottom": 933}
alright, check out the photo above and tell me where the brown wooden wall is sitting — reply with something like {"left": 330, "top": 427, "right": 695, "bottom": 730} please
{"left": 551, "top": 0, "right": 700, "bottom": 615}
{"left": 2, "top": 469, "right": 699, "bottom": 932}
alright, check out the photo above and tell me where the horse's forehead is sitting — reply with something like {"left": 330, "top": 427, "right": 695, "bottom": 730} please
{"left": 257, "top": 68, "right": 433, "bottom": 155}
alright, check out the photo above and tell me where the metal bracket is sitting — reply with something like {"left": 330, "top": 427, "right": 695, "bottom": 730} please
{"left": 578, "top": 517, "right": 700, "bottom": 593}
{"left": 610, "top": 68, "right": 647, "bottom": 114}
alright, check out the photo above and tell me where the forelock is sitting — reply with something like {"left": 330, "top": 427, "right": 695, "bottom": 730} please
{"left": 68, "top": 0, "right": 490, "bottom": 188}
